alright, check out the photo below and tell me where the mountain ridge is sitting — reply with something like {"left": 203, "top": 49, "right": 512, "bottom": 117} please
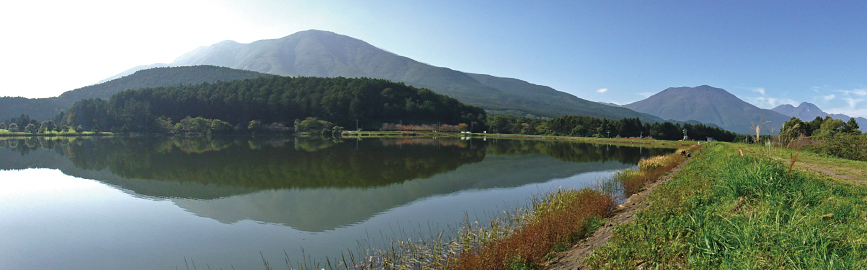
{"left": 624, "top": 85, "right": 792, "bottom": 133}
{"left": 102, "top": 29, "right": 666, "bottom": 122}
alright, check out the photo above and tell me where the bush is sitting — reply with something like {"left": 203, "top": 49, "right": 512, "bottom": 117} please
{"left": 805, "top": 133, "right": 867, "bottom": 161}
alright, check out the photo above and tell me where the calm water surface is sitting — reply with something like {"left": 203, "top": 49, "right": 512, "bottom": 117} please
{"left": 0, "top": 136, "right": 672, "bottom": 269}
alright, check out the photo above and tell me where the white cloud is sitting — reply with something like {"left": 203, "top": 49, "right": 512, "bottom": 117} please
{"left": 596, "top": 88, "right": 609, "bottom": 93}
{"left": 839, "top": 89, "right": 867, "bottom": 97}
{"left": 822, "top": 94, "right": 836, "bottom": 101}
{"left": 638, "top": 92, "right": 654, "bottom": 98}
{"left": 752, "top": 96, "right": 797, "bottom": 109}
{"left": 844, "top": 98, "right": 865, "bottom": 108}
{"left": 825, "top": 97, "right": 867, "bottom": 118}
{"left": 745, "top": 87, "right": 798, "bottom": 109}
{"left": 826, "top": 107, "right": 867, "bottom": 119}
{"left": 751, "top": 87, "right": 766, "bottom": 96}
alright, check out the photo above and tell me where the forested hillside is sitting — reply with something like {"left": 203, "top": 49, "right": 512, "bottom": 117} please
{"left": 62, "top": 76, "right": 486, "bottom": 133}
{"left": 108, "top": 30, "right": 667, "bottom": 122}
{"left": 0, "top": 66, "right": 270, "bottom": 121}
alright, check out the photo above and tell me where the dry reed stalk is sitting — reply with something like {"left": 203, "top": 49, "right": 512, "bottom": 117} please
{"left": 788, "top": 152, "right": 799, "bottom": 178}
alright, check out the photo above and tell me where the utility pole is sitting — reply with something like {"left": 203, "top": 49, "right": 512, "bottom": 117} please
{"left": 640, "top": 131, "right": 643, "bottom": 139}
{"left": 356, "top": 119, "right": 359, "bottom": 131}
{"left": 606, "top": 130, "right": 610, "bottom": 138}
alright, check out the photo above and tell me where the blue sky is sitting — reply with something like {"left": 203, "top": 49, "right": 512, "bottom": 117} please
{"left": 2, "top": 0, "right": 865, "bottom": 117}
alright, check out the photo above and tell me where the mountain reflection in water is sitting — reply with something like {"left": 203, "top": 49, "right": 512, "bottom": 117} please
{"left": 0, "top": 136, "right": 671, "bottom": 232}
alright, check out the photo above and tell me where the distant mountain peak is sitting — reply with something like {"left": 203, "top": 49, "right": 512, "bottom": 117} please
{"left": 625, "top": 85, "right": 791, "bottom": 133}
{"left": 94, "top": 29, "right": 664, "bottom": 122}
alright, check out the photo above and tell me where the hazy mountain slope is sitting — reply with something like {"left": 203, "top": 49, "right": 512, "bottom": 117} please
{"left": 624, "top": 85, "right": 791, "bottom": 133}
{"left": 465, "top": 73, "right": 656, "bottom": 119}
{"left": 1, "top": 66, "right": 270, "bottom": 121}
{"left": 97, "top": 63, "right": 169, "bottom": 83}
{"left": 0, "top": 97, "right": 68, "bottom": 123}
{"left": 60, "top": 66, "right": 271, "bottom": 101}
{"left": 773, "top": 102, "right": 867, "bottom": 132}
{"left": 113, "top": 30, "right": 664, "bottom": 122}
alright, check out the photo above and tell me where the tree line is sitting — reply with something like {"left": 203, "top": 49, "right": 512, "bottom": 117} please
{"left": 779, "top": 116, "right": 865, "bottom": 161}
{"left": 486, "top": 114, "right": 738, "bottom": 141}
{"left": 2, "top": 74, "right": 743, "bottom": 142}
{"left": 57, "top": 76, "right": 487, "bottom": 134}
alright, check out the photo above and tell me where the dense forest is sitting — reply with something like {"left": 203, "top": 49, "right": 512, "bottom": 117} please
{"left": 486, "top": 114, "right": 739, "bottom": 141}
{"left": 0, "top": 65, "right": 271, "bottom": 121}
{"left": 60, "top": 76, "right": 487, "bottom": 133}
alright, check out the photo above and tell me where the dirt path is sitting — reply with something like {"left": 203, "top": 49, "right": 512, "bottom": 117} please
{"left": 787, "top": 160, "right": 867, "bottom": 185}
{"left": 543, "top": 156, "right": 692, "bottom": 270}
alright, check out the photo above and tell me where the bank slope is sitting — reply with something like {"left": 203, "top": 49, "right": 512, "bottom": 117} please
{"left": 584, "top": 143, "right": 867, "bottom": 268}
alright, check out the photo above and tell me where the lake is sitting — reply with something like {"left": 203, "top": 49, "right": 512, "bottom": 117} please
{"left": 0, "top": 136, "right": 672, "bottom": 269}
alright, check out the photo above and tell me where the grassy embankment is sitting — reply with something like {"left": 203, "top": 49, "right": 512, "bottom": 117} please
{"left": 293, "top": 141, "right": 693, "bottom": 270}
{"left": 584, "top": 142, "right": 867, "bottom": 269}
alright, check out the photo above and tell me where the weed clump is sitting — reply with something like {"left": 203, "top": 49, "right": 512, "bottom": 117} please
{"left": 615, "top": 147, "right": 695, "bottom": 195}
{"left": 448, "top": 189, "right": 615, "bottom": 270}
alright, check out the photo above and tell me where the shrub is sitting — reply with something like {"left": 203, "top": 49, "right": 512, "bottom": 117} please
{"left": 805, "top": 133, "right": 867, "bottom": 161}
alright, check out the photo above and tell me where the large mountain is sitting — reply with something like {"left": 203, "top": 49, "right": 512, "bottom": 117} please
{"left": 624, "top": 85, "right": 791, "bottom": 134}
{"left": 0, "top": 66, "right": 270, "bottom": 121}
{"left": 772, "top": 102, "right": 867, "bottom": 132}
{"left": 104, "top": 30, "right": 665, "bottom": 122}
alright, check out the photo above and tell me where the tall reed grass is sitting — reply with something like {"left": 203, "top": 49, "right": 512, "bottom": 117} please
{"left": 614, "top": 146, "right": 697, "bottom": 195}
{"left": 447, "top": 189, "right": 615, "bottom": 270}
{"left": 271, "top": 187, "right": 617, "bottom": 270}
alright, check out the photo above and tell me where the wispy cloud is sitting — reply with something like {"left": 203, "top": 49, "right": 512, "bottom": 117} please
{"left": 838, "top": 89, "right": 867, "bottom": 97}
{"left": 746, "top": 87, "right": 795, "bottom": 108}
{"left": 822, "top": 94, "right": 836, "bottom": 101}
{"left": 596, "top": 88, "right": 608, "bottom": 94}
{"left": 751, "top": 87, "right": 766, "bottom": 96}
{"left": 752, "top": 96, "right": 796, "bottom": 108}
{"left": 826, "top": 107, "right": 867, "bottom": 119}
{"left": 844, "top": 98, "right": 865, "bottom": 108}
{"left": 638, "top": 92, "right": 654, "bottom": 98}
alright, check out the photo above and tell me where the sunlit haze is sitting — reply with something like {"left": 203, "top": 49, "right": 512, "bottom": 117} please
{"left": 1, "top": 0, "right": 865, "bottom": 117}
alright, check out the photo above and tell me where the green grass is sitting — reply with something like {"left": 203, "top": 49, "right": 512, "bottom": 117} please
{"left": 584, "top": 142, "right": 867, "bottom": 269}
{"left": 740, "top": 143, "right": 867, "bottom": 182}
